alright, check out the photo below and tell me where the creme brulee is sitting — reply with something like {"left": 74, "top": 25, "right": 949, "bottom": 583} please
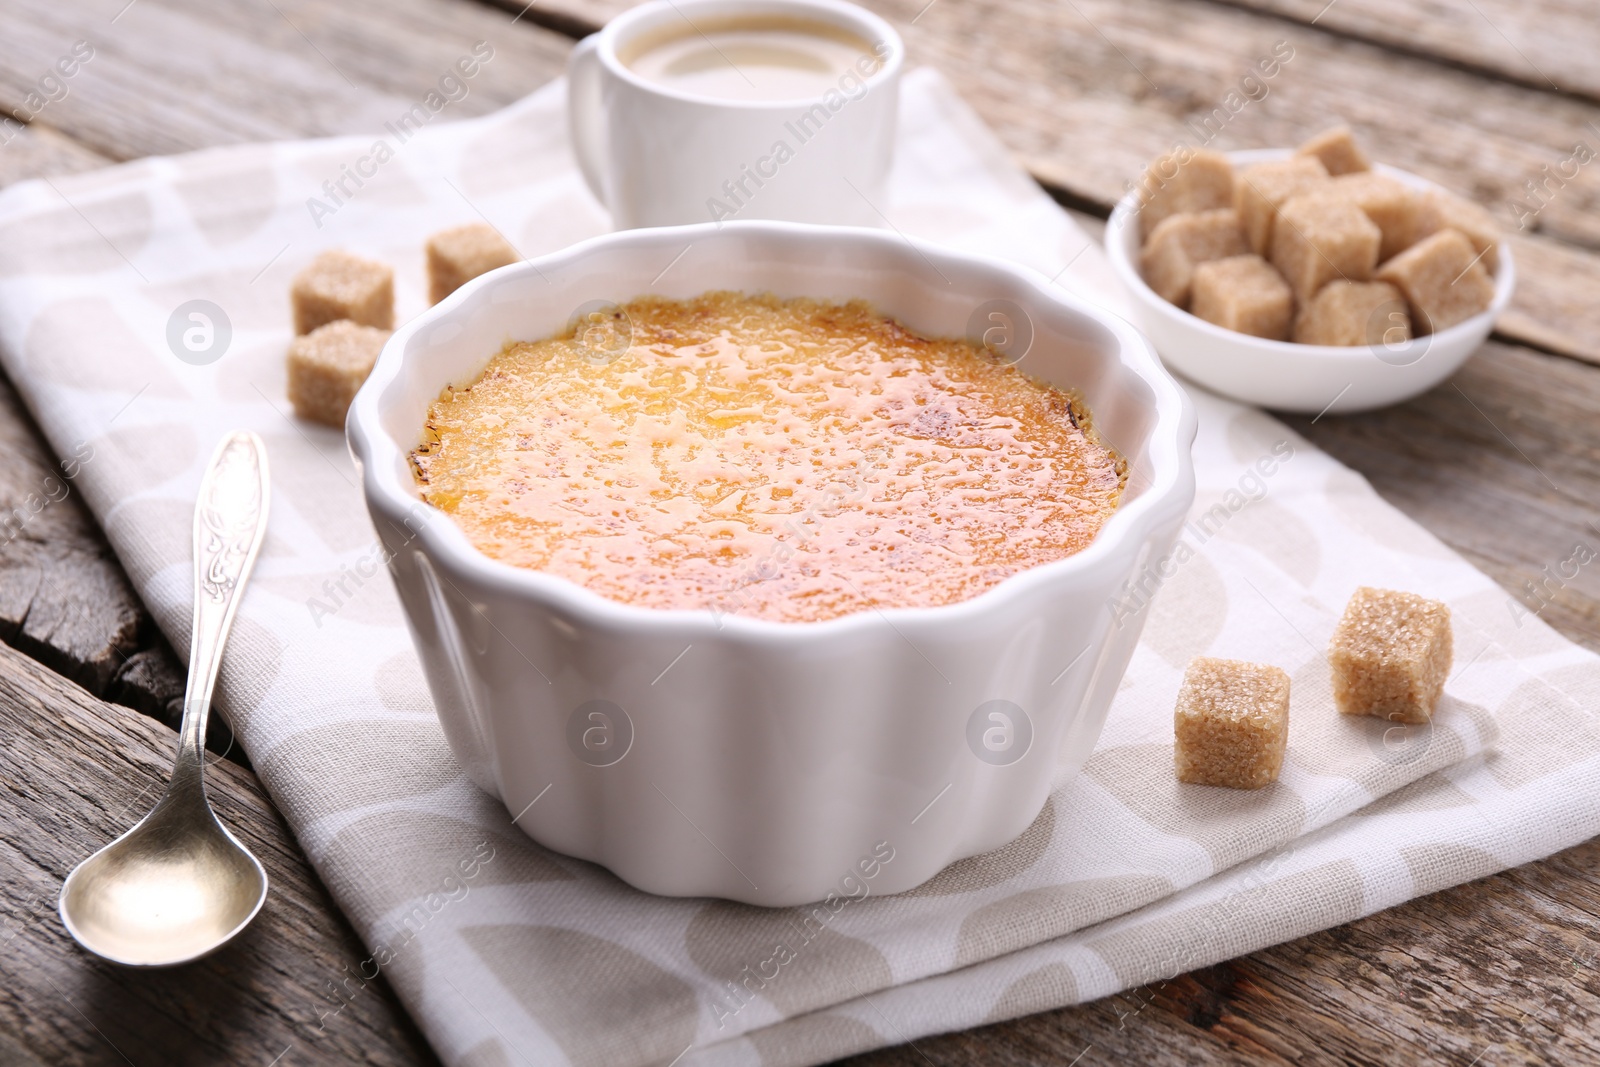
{"left": 411, "top": 292, "right": 1125, "bottom": 623}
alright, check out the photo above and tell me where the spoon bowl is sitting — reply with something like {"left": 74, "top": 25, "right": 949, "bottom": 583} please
{"left": 60, "top": 431, "right": 271, "bottom": 966}
{"left": 60, "top": 786, "right": 267, "bottom": 967}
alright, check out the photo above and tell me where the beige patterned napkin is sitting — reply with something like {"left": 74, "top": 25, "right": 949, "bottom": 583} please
{"left": 0, "top": 69, "right": 1596, "bottom": 1067}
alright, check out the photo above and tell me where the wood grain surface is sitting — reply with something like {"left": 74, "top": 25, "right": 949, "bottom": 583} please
{"left": 0, "top": 637, "right": 437, "bottom": 1067}
{"left": 1214, "top": 0, "right": 1600, "bottom": 101}
{"left": 0, "top": 1, "right": 1597, "bottom": 1065}
{"left": 0, "top": 368, "right": 140, "bottom": 698}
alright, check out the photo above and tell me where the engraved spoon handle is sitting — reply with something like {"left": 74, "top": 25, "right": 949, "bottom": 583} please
{"left": 173, "top": 432, "right": 271, "bottom": 787}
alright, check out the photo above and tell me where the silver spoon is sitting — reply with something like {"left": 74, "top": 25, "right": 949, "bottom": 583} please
{"left": 60, "top": 431, "right": 271, "bottom": 967}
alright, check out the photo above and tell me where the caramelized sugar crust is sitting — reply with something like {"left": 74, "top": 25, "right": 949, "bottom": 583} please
{"left": 412, "top": 292, "right": 1125, "bottom": 623}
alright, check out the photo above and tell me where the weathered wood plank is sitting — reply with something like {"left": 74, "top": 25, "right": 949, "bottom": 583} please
{"left": 0, "top": 637, "right": 436, "bottom": 1067}
{"left": 511, "top": 0, "right": 1600, "bottom": 366}
{"left": 0, "top": 362, "right": 150, "bottom": 691}
{"left": 1212, "top": 0, "right": 1600, "bottom": 103}
{"left": 1491, "top": 233, "right": 1600, "bottom": 365}
{"left": 0, "top": 0, "right": 573, "bottom": 163}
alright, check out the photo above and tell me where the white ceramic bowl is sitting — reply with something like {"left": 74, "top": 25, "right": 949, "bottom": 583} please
{"left": 1105, "top": 148, "right": 1515, "bottom": 415}
{"left": 347, "top": 221, "right": 1196, "bottom": 906}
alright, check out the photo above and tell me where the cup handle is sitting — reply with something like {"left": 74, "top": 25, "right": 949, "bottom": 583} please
{"left": 566, "top": 33, "right": 608, "bottom": 208}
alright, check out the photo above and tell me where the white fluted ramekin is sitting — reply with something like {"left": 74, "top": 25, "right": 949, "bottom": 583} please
{"left": 347, "top": 221, "right": 1196, "bottom": 906}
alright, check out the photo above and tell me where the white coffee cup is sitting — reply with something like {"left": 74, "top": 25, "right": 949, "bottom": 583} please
{"left": 566, "top": 0, "right": 904, "bottom": 229}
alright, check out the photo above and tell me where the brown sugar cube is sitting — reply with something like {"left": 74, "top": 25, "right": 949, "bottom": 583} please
{"left": 1138, "top": 148, "right": 1236, "bottom": 240}
{"left": 1296, "top": 125, "right": 1371, "bottom": 176}
{"left": 287, "top": 320, "right": 389, "bottom": 427}
{"left": 1270, "top": 194, "right": 1381, "bottom": 302}
{"left": 1317, "top": 173, "right": 1424, "bottom": 262}
{"left": 1376, "top": 229, "right": 1495, "bottom": 334}
{"left": 1235, "top": 156, "right": 1330, "bottom": 255}
{"left": 1293, "top": 280, "right": 1411, "bottom": 347}
{"left": 1174, "top": 657, "right": 1290, "bottom": 790}
{"left": 1422, "top": 189, "right": 1500, "bottom": 273}
{"left": 1139, "top": 209, "right": 1249, "bottom": 306}
{"left": 291, "top": 250, "right": 394, "bottom": 335}
{"left": 1329, "top": 587, "right": 1452, "bottom": 725}
{"left": 427, "top": 223, "right": 520, "bottom": 305}
{"left": 1190, "top": 255, "right": 1293, "bottom": 340}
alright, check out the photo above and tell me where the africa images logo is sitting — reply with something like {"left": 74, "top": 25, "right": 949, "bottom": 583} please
{"left": 966, "top": 700, "right": 1033, "bottom": 766}
{"left": 166, "top": 300, "right": 233, "bottom": 365}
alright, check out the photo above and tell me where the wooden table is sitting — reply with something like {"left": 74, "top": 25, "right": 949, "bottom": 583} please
{"left": 2, "top": 1, "right": 1598, "bottom": 1063}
